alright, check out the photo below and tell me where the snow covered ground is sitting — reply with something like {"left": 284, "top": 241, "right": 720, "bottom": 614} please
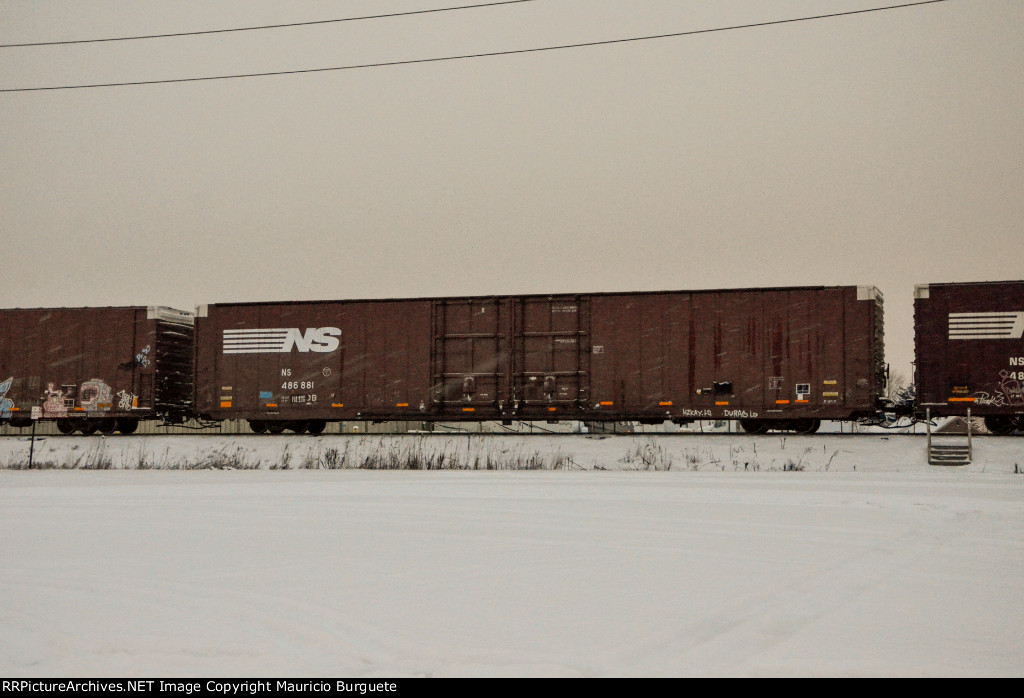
{"left": 1, "top": 433, "right": 1022, "bottom": 677}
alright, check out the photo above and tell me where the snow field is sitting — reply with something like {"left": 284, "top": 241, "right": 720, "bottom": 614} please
{"left": 1, "top": 434, "right": 1022, "bottom": 676}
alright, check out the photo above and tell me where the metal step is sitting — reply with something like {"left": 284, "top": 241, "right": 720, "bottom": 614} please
{"left": 929, "top": 443, "right": 971, "bottom": 466}
{"left": 925, "top": 408, "right": 974, "bottom": 466}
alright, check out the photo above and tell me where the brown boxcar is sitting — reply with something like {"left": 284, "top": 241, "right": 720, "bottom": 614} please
{"left": 0, "top": 306, "right": 194, "bottom": 434}
{"left": 194, "top": 285, "right": 884, "bottom": 434}
{"left": 915, "top": 280, "right": 1024, "bottom": 434}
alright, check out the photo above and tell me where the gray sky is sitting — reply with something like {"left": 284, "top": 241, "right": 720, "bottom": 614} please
{"left": 2, "top": 0, "right": 1022, "bottom": 378}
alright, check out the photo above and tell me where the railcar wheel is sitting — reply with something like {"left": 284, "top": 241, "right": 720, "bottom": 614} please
{"left": 248, "top": 420, "right": 268, "bottom": 434}
{"left": 739, "top": 419, "right": 768, "bottom": 434}
{"left": 116, "top": 418, "right": 138, "bottom": 435}
{"left": 77, "top": 421, "right": 99, "bottom": 435}
{"left": 96, "top": 419, "right": 117, "bottom": 435}
{"left": 984, "top": 416, "right": 1016, "bottom": 436}
{"left": 306, "top": 420, "right": 326, "bottom": 435}
{"left": 56, "top": 419, "right": 76, "bottom": 435}
{"left": 267, "top": 422, "right": 286, "bottom": 434}
{"left": 290, "top": 421, "right": 309, "bottom": 434}
{"left": 792, "top": 419, "right": 820, "bottom": 435}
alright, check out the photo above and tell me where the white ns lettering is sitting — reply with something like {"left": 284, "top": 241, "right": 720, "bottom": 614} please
{"left": 284, "top": 327, "right": 341, "bottom": 353}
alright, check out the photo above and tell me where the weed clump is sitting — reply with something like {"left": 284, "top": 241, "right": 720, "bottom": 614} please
{"left": 622, "top": 439, "right": 674, "bottom": 471}
{"left": 193, "top": 445, "right": 261, "bottom": 470}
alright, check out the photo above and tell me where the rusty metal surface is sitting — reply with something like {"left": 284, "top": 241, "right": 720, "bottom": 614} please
{"left": 196, "top": 286, "right": 883, "bottom": 425}
{"left": 915, "top": 280, "right": 1024, "bottom": 417}
{"left": 0, "top": 306, "right": 194, "bottom": 424}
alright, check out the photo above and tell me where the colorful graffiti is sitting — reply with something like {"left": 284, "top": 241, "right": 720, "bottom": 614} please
{"left": 136, "top": 345, "right": 151, "bottom": 369}
{"left": 79, "top": 378, "right": 113, "bottom": 411}
{"left": 41, "top": 383, "right": 69, "bottom": 417}
{"left": 117, "top": 389, "right": 137, "bottom": 411}
{"left": 1, "top": 377, "right": 129, "bottom": 418}
{"left": 0, "top": 377, "right": 13, "bottom": 418}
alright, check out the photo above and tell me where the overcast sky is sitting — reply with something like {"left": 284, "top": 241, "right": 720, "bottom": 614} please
{"left": 2, "top": 0, "right": 1021, "bottom": 377}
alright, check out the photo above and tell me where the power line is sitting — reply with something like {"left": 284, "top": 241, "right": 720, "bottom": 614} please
{"left": 0, "top": 0, "right": 538, "bottom": 48}
{"left": 0, "top": 1, "right": 949, "bottom": 93}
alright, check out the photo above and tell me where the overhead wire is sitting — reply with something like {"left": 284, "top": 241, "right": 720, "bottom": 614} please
{"left": 0, "top": 0, "right": 538, "bottom": 48}
{"left": 0, "top": 1, "right": 949, "bottom": 93}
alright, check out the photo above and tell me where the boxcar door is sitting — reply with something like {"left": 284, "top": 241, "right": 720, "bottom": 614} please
{"left": 512, "top": 296, "right": 589, "bottom": 418}
{"left": 431, "top": 298, "right": 509, "bottom": 417}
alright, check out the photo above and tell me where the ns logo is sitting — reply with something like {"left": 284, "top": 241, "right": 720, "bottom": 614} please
{"left": 222, "top": 327, "right": 341, "bottom": 354}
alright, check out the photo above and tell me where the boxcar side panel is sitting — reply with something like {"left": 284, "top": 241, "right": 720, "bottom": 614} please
{"left": 589, "top": 294, "right": 639, "bottom": 412}
{"left": 198, "top": 303, "right": 338, "bottom": 420}
{"left": 574, "top": 286, "right": 881, "bottom": 424}
{"left": 844, "top": 287, "right": 883, "bottom": 416}
{"left": 915, "top": 281, "right": 1024, "bottom": 418}
{"left": 354, "top": 300, "right": 432, "bottom": 417}
{"left": 589, "top": 293, "right": 691, "bottom": 416}
{"left": 196, "top": 300, "right": 433, "bottom": 422}
{"left": 194, "top": 286, "right": 883, "bottom": 429}
{"left": 0, "top": 307, "right": 184, "bottom": 425}
{"left": 639, "top": 294, "right": 687, "bottom": 412}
